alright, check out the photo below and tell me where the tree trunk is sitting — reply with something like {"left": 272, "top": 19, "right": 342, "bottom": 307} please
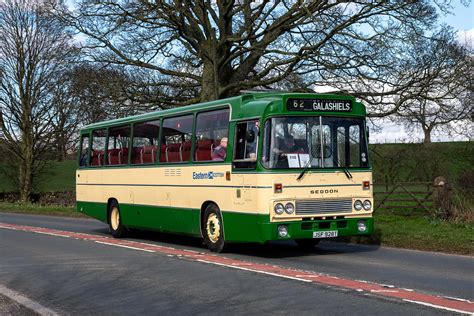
{"left": 57, "top": 133, "right": 66, "bottom": 162}
{"left": 200, "top": 61, "right": 218, "bottom": 102}
{"left": 19, "top": 107, "right": 34, "bottom": 202}
{"left": 19, "top": 147, "right": 33, "bottom": 202}
{"left": 423, "top": 127, "right": 432, "bottom": 144}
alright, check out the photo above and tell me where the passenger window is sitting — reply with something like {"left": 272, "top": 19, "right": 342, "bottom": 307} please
{"left": 160, "top": 115, "right": 193, "bottom": 163}
{"left": 106, "top": 125, "right": 131, "bottom": 166}
{"left": 79, "top": 134, "right": 90, "bottom": 167}
{"left": 131, "top": 120, "right": 160, "bottom": 165}
{"left": 90, "top": 129, "right": 106, "bottom": 167}
{"left": 233, "top": 120, "right": 259, "bottom": 169}
{"left": 194, "top": 108, "right": 230, "bottom": 162}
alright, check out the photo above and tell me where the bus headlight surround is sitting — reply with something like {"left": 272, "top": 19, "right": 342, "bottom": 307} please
{"left": 278, "top": 225, "right": 289, "bottom": 238}
{"left": 363, "top": 200, "right": 372, "bottom": 210}
{"left": 354, "top": 200, "right": 363, "bottom": 211}
{"left": 274, "top": 203, "right": 284, "bottom": 215}
{"left": 357, "top": 221, "right": 367, "bottom": 232}
{"left": 284, "top": 202, "right": 295, "bottom": 214}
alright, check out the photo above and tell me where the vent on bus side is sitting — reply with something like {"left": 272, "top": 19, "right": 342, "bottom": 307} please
{"left": 165, "top": 168, "right": 182, "bottom": 177}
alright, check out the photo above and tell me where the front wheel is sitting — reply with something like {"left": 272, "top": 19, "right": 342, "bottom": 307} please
{"left": 108, "top": 200, "right": 126, "bottom": 238}
{"left": 202, "top": 204, "right": 226, "bottom": 253}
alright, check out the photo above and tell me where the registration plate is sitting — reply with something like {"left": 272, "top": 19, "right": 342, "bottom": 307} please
{"left": 313, "top": 230, "right": 338, "bottom": 238}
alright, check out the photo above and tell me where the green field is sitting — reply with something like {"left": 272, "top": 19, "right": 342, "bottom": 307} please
{"left": 0, "top": 160, "right": 77, "bottom": 192}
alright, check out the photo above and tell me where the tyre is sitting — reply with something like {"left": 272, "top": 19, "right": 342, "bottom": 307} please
{"left": 108, "top": 200, "right": 126, "bottom": 238}
{"left": 202, "top": 204, "right": 226, "bottom": 253}
{"left": 295, "top": 238, "right": 321, "bottom": 249}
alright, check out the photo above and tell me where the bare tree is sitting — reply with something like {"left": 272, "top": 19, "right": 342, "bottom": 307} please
{"left": 54, "top": 0, "right": 462, "bottom": 111}
{"left": 393, "top": 30, "right": 473, "bottom": 143}
{"left": 0, "top": 0, "right": 75, "bottom": 201}
{"left": 69, "top": 64, "right": 161, "bottom": 123}
{"left": 49, "top": 72, "right": 82, "bottom": 161}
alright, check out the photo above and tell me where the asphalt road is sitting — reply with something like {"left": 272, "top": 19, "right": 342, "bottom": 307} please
{"left": 0, "top": 212, "right": 472, "bottom": 315}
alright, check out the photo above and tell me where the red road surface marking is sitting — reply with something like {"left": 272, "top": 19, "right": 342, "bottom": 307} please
{"left": 1, "top": 222, "right": 473, "bottom": 314}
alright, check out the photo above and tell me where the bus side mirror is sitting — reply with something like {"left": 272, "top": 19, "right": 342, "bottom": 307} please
{"left": 366, "top": 127, "right": 369, "bottom": 142}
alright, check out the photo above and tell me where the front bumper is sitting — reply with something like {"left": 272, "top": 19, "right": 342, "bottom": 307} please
{"left": 259, "top": 217, "right": 374, "bottom": 241}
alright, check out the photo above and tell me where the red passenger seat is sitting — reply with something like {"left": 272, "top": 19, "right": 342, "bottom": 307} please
{"left": 195, "top": 139, "right": 213, "bottom": 161}
{"left": 181, "top": 141, "right": 191, "bottom": 162}
{"left": 120, "top": 148, "right": 129, "bottom": 164}
{"left": 108, "top": 148, "right": 120, "bottom": 165}
{"left": 91, "top": 150, "right": 103, "bottom": 166}
{"left": 141, "top": 146, "right": 156, "bottom": 164}
{"left": 166, "top": 143, "right": 181, "bottom": 162}
{"left": 131, "top": 147, "right": 142, "bottom": 164}
{"left": 160, "top": 144, "right": 167, "bottom": 162}
{"left": 108, "top": 148, "right": 128, "bottom": 165}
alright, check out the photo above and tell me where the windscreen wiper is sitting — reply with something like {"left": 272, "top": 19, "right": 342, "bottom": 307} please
{"left": 296, "top": 156, "right": 314, "bottom": 181}
{"left": 335, "top": 157, "right": 352, "bottom": 180}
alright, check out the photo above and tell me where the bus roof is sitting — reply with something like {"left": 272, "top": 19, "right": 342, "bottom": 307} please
{"left": 80, "top": 92, "right": 365, "bottom": 132}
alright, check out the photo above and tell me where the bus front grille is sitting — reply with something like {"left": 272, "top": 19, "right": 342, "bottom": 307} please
{"left": 295, "top": 199, "right": 352, "bottom": 215}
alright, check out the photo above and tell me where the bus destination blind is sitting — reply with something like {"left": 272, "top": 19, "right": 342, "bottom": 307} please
{"left": 287, "top": 98, "right": 353, "bottom": 112}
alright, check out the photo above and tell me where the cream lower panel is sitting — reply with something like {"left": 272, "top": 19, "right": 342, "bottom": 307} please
{"left": 76, "top": 166, "right": 373, "bottom": 215}
{"left": 76, "top": 183, "right": 268, "bottom": 215}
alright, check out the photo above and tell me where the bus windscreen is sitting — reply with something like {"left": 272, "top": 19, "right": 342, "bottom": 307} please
{"left": 262, "top": 116, "right": 369, "bottom": 169}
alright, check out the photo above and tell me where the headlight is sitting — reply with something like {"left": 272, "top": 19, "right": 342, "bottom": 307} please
{"left": 363, "top": 200, "right": 372, "bottom": 210}
{"left": 357, "top": 221, "right": 367, "bottom": 232}
{"left": 274, "top": 203, "right": 284, "bottom": 215}
{"left": 354, "top": 200, "right": 363, "bottom": 211}
{"left": 278, "top": 225, "right": 289, "bottom": 237}
{"left": 284, "top": 202, "right": 295, "bottom": 214}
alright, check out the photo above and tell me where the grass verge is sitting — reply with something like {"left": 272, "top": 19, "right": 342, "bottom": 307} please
{"left": 0, "top": 202, "right": 85, "bottom": 218}
{"left": 351, "top": 210, "right": 474, "bottom": 255}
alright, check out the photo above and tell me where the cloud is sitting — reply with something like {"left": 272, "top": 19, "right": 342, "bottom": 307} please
{"left": 457, "top": 28, "right": 474, "bottom": 48}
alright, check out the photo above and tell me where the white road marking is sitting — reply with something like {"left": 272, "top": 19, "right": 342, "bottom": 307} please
{"left": 403, "top": 299, "right": 474, "bottom": 315}
{"left": 36, "top": 231, "right": 71, "bottom": 238}
{"left": 196, "top": 259, "right": 313, "bottom": 283}
{"left": 94, "top": 241, "right": 155, "bottom": 253}
{"left": 0, "top": 284, "right": 59, "bottom": 316}
{"left": 443, "top": 296, "right": 473, "bottom": 303}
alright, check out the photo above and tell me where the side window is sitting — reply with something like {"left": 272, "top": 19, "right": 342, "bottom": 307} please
{"left": 106, "top": 125, "right": 131, "bottom": 166}
{"left": 131, "top": 120, "right": 160, "bottom": 165}
{"left": 233, "top": 120, "right": 259, "bottom": 169}
{"left": 160, "top": 115, "right": 193, "bottom": 163}
{"left": 79, "top": 134, "right": 90, "bottom": 167}
{"left": 195, "top": 108, "right": 230, "bottom": 162}
{"left": 90, "top": 129, "right": 106, "bottom": 167}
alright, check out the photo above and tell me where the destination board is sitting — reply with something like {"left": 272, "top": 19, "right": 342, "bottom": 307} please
{"left": 287, "top": 98, "right": 353, "bottom": 112}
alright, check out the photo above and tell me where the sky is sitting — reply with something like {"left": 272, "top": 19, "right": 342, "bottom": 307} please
{"left": 368, "top": 1, "right": 473, "bottom": 144}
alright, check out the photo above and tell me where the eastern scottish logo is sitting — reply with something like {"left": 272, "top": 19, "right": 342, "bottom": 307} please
{"left": 193, "top": 171, "right": 225, "bottom": 180}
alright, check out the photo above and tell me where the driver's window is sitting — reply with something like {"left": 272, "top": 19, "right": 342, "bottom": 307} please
{"left": 233, "top": 120, "right": 259, "bottom": 169}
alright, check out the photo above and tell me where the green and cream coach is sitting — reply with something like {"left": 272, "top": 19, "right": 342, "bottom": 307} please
{"left": 76, "top": 92, "right": 374, "bottom": 252}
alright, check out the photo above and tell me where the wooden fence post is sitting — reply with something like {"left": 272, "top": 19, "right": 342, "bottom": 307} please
{"left": 433, "top": 176, "right": 452, "bottom": 219}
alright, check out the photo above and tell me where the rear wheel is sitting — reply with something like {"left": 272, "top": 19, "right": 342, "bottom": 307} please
{"left": 108, "top": 200, "right": 126, "bottom": 238}
{"left": 202, "top": 204, "right": 226, "bottom": 253}
{"left": 295, "top": 238, "right": 321, "bottom": 249}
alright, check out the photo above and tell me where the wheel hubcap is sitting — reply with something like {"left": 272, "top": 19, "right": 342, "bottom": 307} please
{"left": 206, "top": 213, "right": 220, "bottom": 243}
{"left": 111, "top": 207, "right": 120, "bottom": 231}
